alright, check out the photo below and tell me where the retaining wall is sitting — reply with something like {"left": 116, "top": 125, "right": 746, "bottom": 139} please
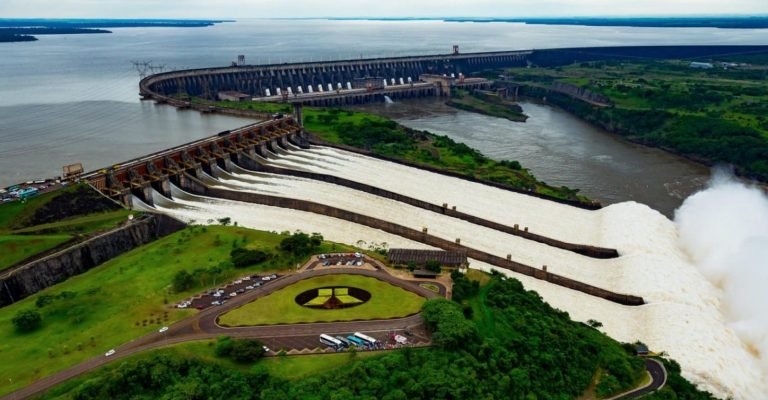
{"left": 0, "top": 214, "right": 186, "bottom": 307}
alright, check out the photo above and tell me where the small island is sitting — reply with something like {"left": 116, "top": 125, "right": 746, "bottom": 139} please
{"left": 0, "top": 19, "right": 227, "bottom": 43}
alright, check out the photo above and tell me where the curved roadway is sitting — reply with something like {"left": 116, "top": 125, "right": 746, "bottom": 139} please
{"left": 609, "top": 358, "right": 667, "bottom": 399}
{"left": 2, "top": 268, "right": 437, "bottom": 400}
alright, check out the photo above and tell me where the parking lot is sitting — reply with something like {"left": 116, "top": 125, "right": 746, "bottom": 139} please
{"left": 175, "top": 273, "right": 282, "bottom": 311}
{"left": 259, "top": 326, "right": 430, "bottom": 355}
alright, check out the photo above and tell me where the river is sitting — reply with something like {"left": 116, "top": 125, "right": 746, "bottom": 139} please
{"left": 356, "top": 99, "right": 711, "bottom": 216}
{"left": 1, "top": 18, "right": 767, "bottom": 212}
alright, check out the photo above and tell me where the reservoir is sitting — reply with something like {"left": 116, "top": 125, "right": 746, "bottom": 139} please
{"left": 1, "top": 19, "right": 765, "bottom": 213}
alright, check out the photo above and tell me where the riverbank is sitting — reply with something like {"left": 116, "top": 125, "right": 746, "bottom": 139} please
{"left": 504, "top": 59, "right": 768, "bottom": 183}
{"left": 191, "top": 98, "right": 593, "bottom": 206}
{"left": 445, "top": 89, "right": 528, "bottom": 122}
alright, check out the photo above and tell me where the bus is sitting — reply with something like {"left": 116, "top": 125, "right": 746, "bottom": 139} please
{"left": 319, "top": 334, "right": 343, "bottom": 349}
{"left": 353, "top": 332, "right": 377, "bottom": 345}
{"left": 346, "top": 335, "right": 365, "bottom": 346}
{"left": 335, "top": 336, "right": 352, "bottom": 348}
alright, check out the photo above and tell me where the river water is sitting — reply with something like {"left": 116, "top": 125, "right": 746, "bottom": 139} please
{"left": 1, "top": 19, "right": 767, "bottom": 212}
{"left": 357, "top": 99, "right": 711, "bottom": 216}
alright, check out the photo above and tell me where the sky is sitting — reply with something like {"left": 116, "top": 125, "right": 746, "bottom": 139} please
{"left": 0, "top": 0, "right": 766, "bottom": 19}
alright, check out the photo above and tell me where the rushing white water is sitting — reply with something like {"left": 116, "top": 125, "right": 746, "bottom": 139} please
{"left": 138, "top": 147, "right": 767, "bottom": 399}
{"left": 676, "top": 170, "right": 768, "bottom": 386}
{"left": 267, "top": 146, "right": 606, "bottom": 246}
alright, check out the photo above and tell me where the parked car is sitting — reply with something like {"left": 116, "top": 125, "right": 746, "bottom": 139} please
{"left": 105, "top": 349, "right": 116, "bottom": 357}
{"left": 211, "top": 300, "right": 222, "bottom": 306}
{"left": 158, "top": 326, "right": 169, "bottom": 333}
{"left": 229, "top": 292, "right": 237, "bottom": 297}
{"left": 245, "top": 285, "right": 254, "bottom": 290}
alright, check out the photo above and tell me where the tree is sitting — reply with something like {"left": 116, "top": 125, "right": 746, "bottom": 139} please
{"left": 217, "top": 217, "right": 231, "bottom": 226}
{"left": 424, "top": 260, "right": 442, "bottom": 273}
{"left": 230, "top": 339, "right": 266, "bottom": 363}
{"left": 230, "top": 247, "right": 269, "bottom": 268}
{"left": 172, "top": 270, "right": 195, "bottom": 293}
{"left": 279, "top": 232, "right": 323, "bottom": 258}
{"left": 215, "top": 336, "right": 265, "bottom": 363}
{"left": 12, "top": 309, "right": 42, "bottom": 332}
{"left": 421, "top": 299, "right": 478, "bottom": 350}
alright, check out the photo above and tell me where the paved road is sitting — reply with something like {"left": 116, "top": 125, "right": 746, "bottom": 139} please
{"left": 1, "top": 267, "right": 437, "bottom": 400}
{"left": 610, "top": 358, "right": 667, "bottom": 400}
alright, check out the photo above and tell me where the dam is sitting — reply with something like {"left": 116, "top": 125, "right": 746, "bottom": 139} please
{"left": 139, "top": 48, "right": 529, "bottom": 106}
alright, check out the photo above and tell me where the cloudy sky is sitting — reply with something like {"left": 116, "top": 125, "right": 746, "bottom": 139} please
{"left": 1, "top": 0, "right": 766, "bottom": 18}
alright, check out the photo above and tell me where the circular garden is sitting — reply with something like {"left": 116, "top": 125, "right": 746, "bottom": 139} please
{"left": 217, "top": 274, "right": 425, "bottom": 326}
{"left": 295, "top": 287, "right": 371, "bottom": 309}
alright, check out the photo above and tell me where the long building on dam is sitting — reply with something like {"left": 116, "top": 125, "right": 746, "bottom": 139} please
{"left": 140, "top": 48, "right": 530, "bottom": 106}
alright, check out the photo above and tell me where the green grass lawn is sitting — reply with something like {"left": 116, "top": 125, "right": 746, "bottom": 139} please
{"left": 0, "top": 225, "right": 350, "bottom": 396}
{"left": 219, "top": 274, "right": 426, "bottom": 326}
{"left": 0, "top": 234, "right": 71, "bottom": 268}
{"left": 0, "top": 185, "right": 134, "bottom": 271}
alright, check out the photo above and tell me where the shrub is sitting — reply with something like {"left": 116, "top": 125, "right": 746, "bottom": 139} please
{"left": 12, "top": 309, "right": 42, "bottom": 332}
{"left": 172, "top": 270, "right": 195, "bottom": 293}
{"left": 230, "top": 247, "right": 269, "bottom": 268}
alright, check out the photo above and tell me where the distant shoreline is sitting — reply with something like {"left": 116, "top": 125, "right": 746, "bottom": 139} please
{"left": 0, "top": 19, "right": 229, "bottom": 43}
{"left": 324, "top": 16, "right": 768, "bottom": 29}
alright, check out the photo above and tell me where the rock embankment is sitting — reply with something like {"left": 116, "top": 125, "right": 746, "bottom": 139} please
{"left": 0, "top": 214, "right": 185, "bottom": 307}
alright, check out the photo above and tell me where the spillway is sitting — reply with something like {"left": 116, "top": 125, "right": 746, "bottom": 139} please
{"left": 267, "top": 146, "right": 608, "bottom": 246}
{"left": 135, "top": 145, "right": 765, "bottom": 399}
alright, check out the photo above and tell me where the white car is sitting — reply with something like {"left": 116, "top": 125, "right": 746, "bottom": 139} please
{"left": 234, "top": 279, "right": 243, "bottom": 284}
{"left": 355, "top": 252, "right": 362, "bottom": 258}
{"left": 176, "top": 303, "right": 187, "bottom": 309}
{"left": 263, "top": 345, "right": 271, "bottom": 353}
{"left": 212, "top": 292, "right": 222, "bottom": 297}
{"left": 242, "top": 276, "right": 251, "bottom": 281}
{"left": 229, "top": 292, "right": 237, "bottom": 297}
{"left": 261, "top": 276, "right": 271, "bottom": 281}
{"left": 245, "top": 285, "right": 254, "bottom": 290}
{"left": 105, "top": 349, "right": 116, "bottom": 357}
{"left": 159, "top": 326, "right": 169, "bottom": 333}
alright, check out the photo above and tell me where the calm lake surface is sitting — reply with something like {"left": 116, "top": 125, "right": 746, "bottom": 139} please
{"left": 1, "top": 19, "right": 767, "bottom": 212}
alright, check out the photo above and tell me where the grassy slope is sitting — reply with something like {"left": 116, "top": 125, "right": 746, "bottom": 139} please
{"left": 0, "top": 186, "right": 132, "bottom": 271}
{"left": 218, "top": 274, "right": 425, "bottom": 326}
{"left": 0, "top": 226, "right": 353, "bottom": 396}
{"left": 196, "top": 99, "right": 590, "bottom": 204}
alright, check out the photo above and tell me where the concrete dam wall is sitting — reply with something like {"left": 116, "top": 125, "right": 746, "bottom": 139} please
{"left": 140, "top": 50, "right": 531, "bottom": 101}
{"left": 0, "top": 214, "right": 185, "bottom": 307}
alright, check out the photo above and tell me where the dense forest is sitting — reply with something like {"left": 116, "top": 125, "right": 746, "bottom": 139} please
{"left": 509, "top": 60, "right": 768, "bottom": 181}
{"left": 47, "top": 273, "right": 713, "bottom": 399}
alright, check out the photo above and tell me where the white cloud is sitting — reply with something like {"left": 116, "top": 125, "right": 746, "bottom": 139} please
{"left": 0, "top": 0, "right": 766, "bottom": 18}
